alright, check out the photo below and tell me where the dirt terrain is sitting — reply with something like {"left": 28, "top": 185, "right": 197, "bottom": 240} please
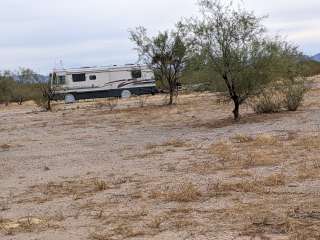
{"left": 1, "top": 76, "right": 320, "bottom": 240}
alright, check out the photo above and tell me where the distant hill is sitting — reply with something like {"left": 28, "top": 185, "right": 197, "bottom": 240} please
{"left": 311, "top": 53, "right": 320, "bottom": 62}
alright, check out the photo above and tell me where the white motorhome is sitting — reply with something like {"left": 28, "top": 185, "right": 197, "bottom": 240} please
{"left": 51, "top": 64, "right": 157, "bottom": 102}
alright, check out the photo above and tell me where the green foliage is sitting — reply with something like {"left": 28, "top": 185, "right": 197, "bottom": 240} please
{"left": 0, "top": 74, "right": 15, "bottom": 104}
{"left": 180, "top": 0, "right": 304, "bottom": 120}
{"left": 0, "top": 69, "right": 45, "bottom": 106}
{"left": 302, "top": 60, "right": 320, "bottom": 77}
{"left": 129, "top": 27, "right": 187, "bottom": 104}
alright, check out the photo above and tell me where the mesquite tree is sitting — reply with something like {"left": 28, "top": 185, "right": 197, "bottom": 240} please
{"left": 183, "top": 0, "right": 303, "bottom": 120}
{"left": 129, "top": 27, "right": 187, "bottom": 105}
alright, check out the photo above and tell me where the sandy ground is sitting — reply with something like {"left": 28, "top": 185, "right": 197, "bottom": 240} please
{"left": 1, "top": 76, "right": 320, "bottom": 240}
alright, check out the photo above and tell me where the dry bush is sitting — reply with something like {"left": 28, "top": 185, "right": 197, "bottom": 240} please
{"left": 250, "top": 90, "right": 283, "bottom": 114}
{"left": 283, "top": 82, "right": 306, "bottom": 111}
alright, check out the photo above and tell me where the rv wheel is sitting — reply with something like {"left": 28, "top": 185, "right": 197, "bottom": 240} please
{"left": 121, "top": 90, "right": 131, "bottom": 99}
{"left": 65, "top": 94, "right": 76, "bottom": 104}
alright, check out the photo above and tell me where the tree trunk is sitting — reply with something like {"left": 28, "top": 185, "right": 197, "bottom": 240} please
{"left": 168, "top": 89, "right": 174, "bottom": 105}
{"left": 47, "top": 99, "right": 51, "bottom": 111}
{"left": 18, "top": 97, "right": 23, "bottom": 105}
{"left": 232, "top": 97, "right": 240, "bottom": 121}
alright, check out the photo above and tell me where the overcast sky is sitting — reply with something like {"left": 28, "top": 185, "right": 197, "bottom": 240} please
{"left": 0, "top": 0, "right": 319, "bottom": 74}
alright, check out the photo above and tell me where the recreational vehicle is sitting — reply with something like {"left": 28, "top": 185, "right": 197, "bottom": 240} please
{"left": 51, "top": 64, "right": 157, "bottom": 102}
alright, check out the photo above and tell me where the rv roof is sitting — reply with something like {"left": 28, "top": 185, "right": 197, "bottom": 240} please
{"left": 53, "top": 64, "right": 150, "bottom": 74}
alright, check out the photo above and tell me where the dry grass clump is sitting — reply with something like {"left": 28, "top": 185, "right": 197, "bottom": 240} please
{"left": 150, "top": 183, "right": 202, "bottom": 202}
{"left": 146, "top": 139, "right": 189, "bottom": 150}
{"left": 243, "top": 201, "right": 320, "bottom": 239}
{"left": 148, "top": 215, "right": 164, "bottom": 229}
{"left": 0, "top": 215, "right": 52, "bottom": 236}
{"left": 190, "top": 161, "right": 222, "bottom": 175}
{"left": 166, "top": 183, "right": 202, "bottom": 202}
{"left": 90, "top": 226, "right": 145, "bottom": 240}
{"left": 207, "top": 179, "right": 263, "bottom": 194}
{"left": 208, "top": 141, "right": 233, "bottom": 162}
{"left": 261, "top": 173, "right": 286, "bottom": 187}
{"left": 232, "top": 134, "right": 254, "bottom": 143}
{"left": 232, "top": 133, "right": 279, "bottom": 146}
{"left": 209, "top": 135, "right": 279, "bottom": 170}
{"left": 293, "top": 135, "right": 320, "bottom": 151}
{"left": 240, "top": 152, "right": 278, "bottom": 169}
{"left": 254, "top": 134, "right": 279, "bottom": 146}
{"left": 17, "top": 178, "right": 111, "bottom": 204}
{"left": 296, "top": 163, "right": 320, "bottom": 181}
{"left": 93, "top": 179, "right": 108, "bottom": 191}
{"left": 207, "top": 174, "right": 285, "bottom": 196}
{"left": 242, "top": 211, "right": 289, "bottom": 237}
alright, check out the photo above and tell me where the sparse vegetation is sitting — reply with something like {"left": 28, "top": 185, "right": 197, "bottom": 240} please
{"left": 1, "top": 1, "right": 320, "bottom": 239}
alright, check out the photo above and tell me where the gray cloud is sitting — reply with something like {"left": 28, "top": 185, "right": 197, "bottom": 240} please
{"left": 0, "top": 0, "right": 319, "bottom": 74}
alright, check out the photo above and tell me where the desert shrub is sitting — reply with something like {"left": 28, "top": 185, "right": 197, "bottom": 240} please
{"left": 283, "top": 80, "right": 306, "bottom": 111}
{"left": 33, "top": 92, "right": 48, "bottom": 109}
{"left": 250, "top": 90, "right": 283, "bottom": 114}
{"left": 302, "top": 60, "right": 320, "bottom": 77}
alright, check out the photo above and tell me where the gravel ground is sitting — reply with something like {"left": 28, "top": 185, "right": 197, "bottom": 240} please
{"left": 1, "top": 76, "right": 320, "bottom": 240}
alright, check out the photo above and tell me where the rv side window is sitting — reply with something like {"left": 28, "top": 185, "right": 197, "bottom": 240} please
{"left": 131, "top": 70, "right": 142, "bottom": 79}
{"left": 72, "top": 73, "right": 86, "bottom": 82}
{"left": 58, "top": 76, "right": 66, "bottom": 85}
{"left": 89, "top": 75, "right": 96, "bottom": 80}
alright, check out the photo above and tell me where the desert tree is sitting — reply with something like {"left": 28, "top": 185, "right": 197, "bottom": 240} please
{"left": 34, "top": 75, "right": 57, "bottom": 111}
{"left": 181, "top": 0, "right": 304, "bottom": 120}
{"left": 129, "top": 27, "right": 187, "bottom": 105}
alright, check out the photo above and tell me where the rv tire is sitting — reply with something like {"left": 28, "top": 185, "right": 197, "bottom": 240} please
{"left": 65, "top": 94, "right": 76, "bottom": 104}
{"left": 121, "top": 90, "right": 131, "bottom": 99}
